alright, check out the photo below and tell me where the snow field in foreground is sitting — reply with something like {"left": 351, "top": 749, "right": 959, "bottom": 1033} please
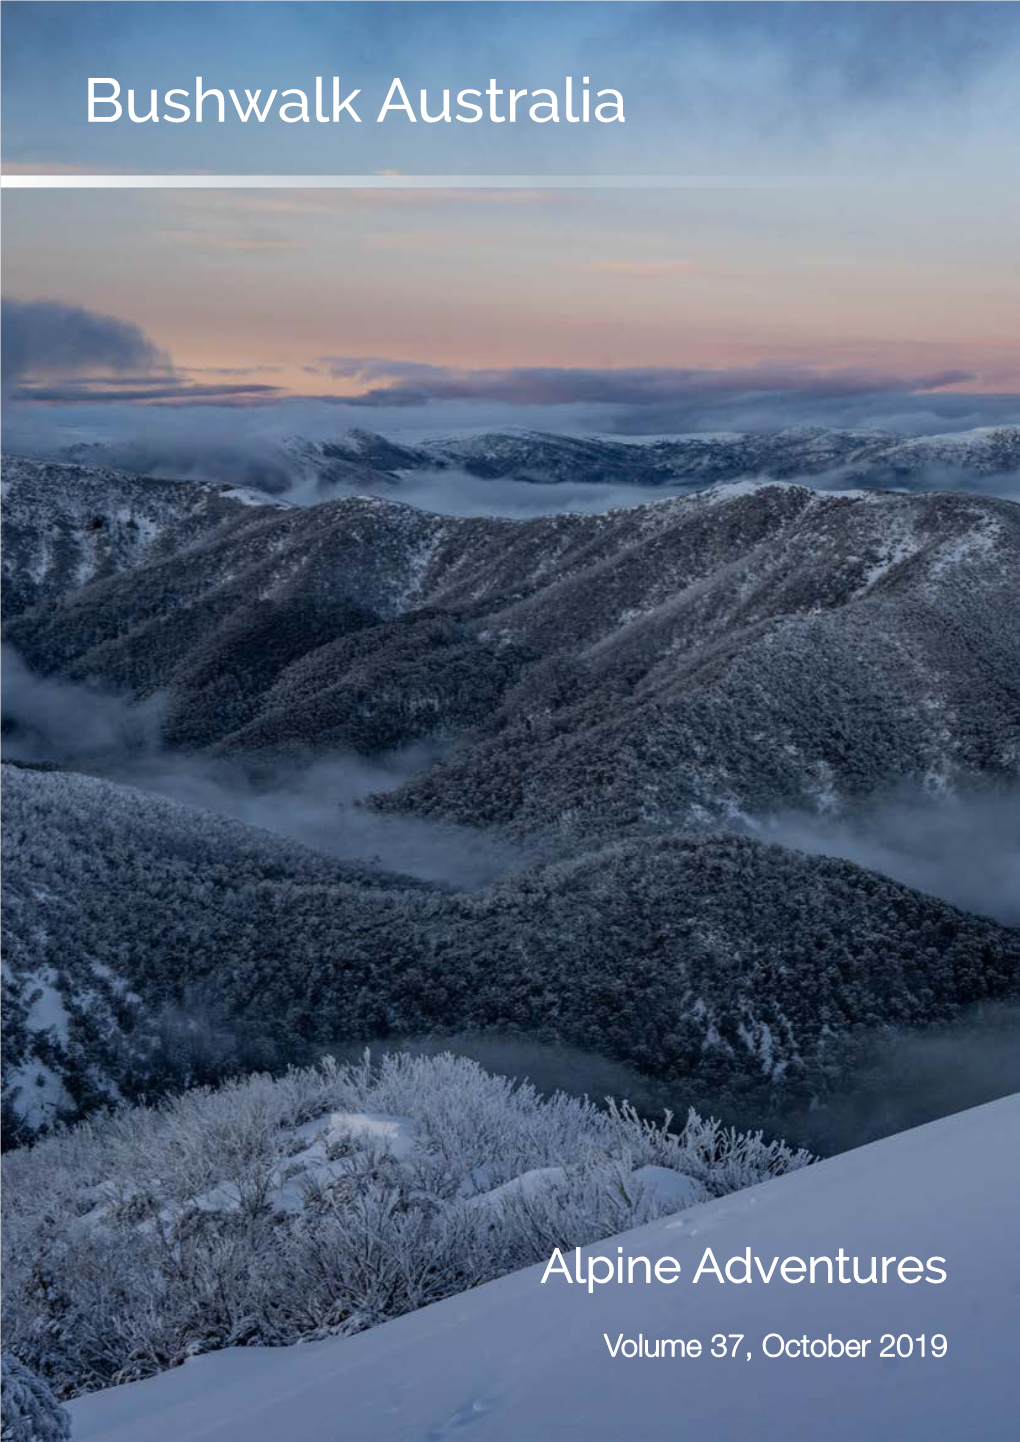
{"left": 68, "top": 1091, "right": 1019, "bottom": 1442}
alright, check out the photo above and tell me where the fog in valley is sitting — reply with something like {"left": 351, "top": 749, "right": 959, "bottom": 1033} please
{"left": 5, "top": 635, "right": 1016, "bottom": 919}
{"left": 0, "top": 644, "right": 528, "bottom": 889}
{"left": 749, "top": 791, "right": 1020, "bottom": 926}
{"left": 316, "top": 467, "right": 687, "bottom": 518}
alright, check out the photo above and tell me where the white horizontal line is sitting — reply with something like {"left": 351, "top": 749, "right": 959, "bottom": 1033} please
{"left": 1, "top": 173, "right": 862, "bottom": 190}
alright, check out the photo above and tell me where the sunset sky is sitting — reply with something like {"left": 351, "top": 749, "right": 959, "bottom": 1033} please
{"left": 2, "top": 2, "right": 1018, "bottom": 434}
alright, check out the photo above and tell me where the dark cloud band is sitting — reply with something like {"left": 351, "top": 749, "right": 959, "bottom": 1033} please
{"left": 1, "top": 298, "right": 169, "bottom": 393}
{"left": 311, "top": 359, "right": 977, "bottom": 410}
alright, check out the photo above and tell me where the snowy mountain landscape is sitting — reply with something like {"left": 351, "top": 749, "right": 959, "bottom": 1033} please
{"left": 2, "top": 428, "right": 1019, "bottom": 1437}
{"left": 5, "top": 0, "right": 1020, "bottom": 1429}
{"left": 5, "top": 0, "right": 1020, "bottom": 1428}
{"left": 51, "top": 422, "right": 1020, "bottom": 500}
{"left": 4, "top": 447, "right": 1019, "bottom": 1140}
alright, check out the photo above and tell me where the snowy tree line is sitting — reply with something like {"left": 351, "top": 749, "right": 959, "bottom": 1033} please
{"left": 2, "top": 1052, "right": 812, "bottom": 1401}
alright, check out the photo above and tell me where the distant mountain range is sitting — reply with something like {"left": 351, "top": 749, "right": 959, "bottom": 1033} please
{"left": 54, "top": 421, "right": 1020, "bottom": 496}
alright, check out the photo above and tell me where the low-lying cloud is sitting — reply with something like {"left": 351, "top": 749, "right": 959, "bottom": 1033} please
{"left": 0, "top": 644, "right": 166, "bottom": 760}
{"left": 105, "top": 750, "right": 528, "bottom": 889}
{"left": 749, "top": 789, "right": 1020, "bottom": 925}
{"left": 812, "top": 464, "right": 1020, "bottom": 504}
{"left": 284, "top": 465, "right": 684, "bottom": 518}
{"left": 0, "top": 646, "right": 526, "bottom": 889}
{"left": 10, "top": 385, "right": 1017, "bottom": 441}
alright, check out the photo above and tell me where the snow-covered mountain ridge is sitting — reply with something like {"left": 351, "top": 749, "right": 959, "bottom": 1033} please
{"left": 412, "top": 422, "right": 1020, "bottom": 488}
{"left": 1, "top": 455, "right": 284, "bottom": 614}
{"left": 44, "top": 422, "right": 1020, "bottom": 500}
{"left": 6, "top": 457, "right": 1017, "bottom": 835}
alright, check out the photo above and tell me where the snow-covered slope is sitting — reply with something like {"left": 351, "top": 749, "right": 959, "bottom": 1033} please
{"left": 1, "top": 456, "right": 285, "bottom": 615}
{"left": 8, "top": 479, "right": 1019, "bottom": 818}
{"left": 873, "top": 426, "right": 1020, "bottom": 479}
{"left": 67, "top": 1092, "right": 1020, "bottom": 1442}
{"left": 3, "top": 1053, "right": 809, "bottom": 1403}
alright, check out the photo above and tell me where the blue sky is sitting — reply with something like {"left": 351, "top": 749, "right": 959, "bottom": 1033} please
{"left": 4, "top": 2, "right": 1020, "bottom": 176}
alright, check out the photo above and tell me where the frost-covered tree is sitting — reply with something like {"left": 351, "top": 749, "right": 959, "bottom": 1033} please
{"left": 0, "top": 1356, "right": 70, "bottom": 1442}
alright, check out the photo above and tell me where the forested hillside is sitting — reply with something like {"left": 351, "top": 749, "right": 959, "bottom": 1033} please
{"left": 4, "top": 765, "right": 1017, "bottom": 1138}
{"left": 6, "top": 461, "right": 1018, "bottom": 841}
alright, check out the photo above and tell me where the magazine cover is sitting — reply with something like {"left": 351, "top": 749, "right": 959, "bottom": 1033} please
{"left": 1, "top": 4, "right": 1018, "bottom": 1439}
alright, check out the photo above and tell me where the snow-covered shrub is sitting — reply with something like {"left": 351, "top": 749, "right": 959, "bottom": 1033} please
{"left": 603, "top": 1098, "right": 812, "bottom": 1197}
{"left": 0, "top": 1356, "right": 70, "bottom": 1442}
{"left": 2, "top": 1053, "right": 812, "bottom": 1399}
